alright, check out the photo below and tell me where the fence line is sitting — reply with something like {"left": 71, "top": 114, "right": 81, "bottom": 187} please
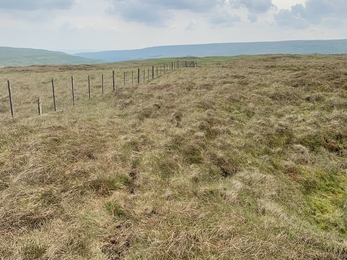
{"left": 3, "top": 60, "right": 197, "bottom": 118}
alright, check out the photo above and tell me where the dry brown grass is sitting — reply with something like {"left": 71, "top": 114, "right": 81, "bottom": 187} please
{"left": 1, "top": 55, "right": 347, "bottom": 259}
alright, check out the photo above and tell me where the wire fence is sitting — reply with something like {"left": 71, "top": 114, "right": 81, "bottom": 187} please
{"left": 1, "top": 60, "right": 198, "bottom": 119}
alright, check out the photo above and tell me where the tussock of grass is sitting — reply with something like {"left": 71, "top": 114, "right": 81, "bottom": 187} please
{"left": 1, "top": 55, "right": 347, "bottom": 259}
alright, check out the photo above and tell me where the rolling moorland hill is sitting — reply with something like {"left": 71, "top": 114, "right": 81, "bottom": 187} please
{"left": 0, "top": 47, "right": 106, "bottom": 68}
{"left": 0, "top": 55, "right": 347, "bottom": 259}
{"left": 75, "top": 39, "right": 347, "bottom": 62}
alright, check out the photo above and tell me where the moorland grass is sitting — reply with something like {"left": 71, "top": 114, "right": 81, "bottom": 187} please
{"left": 0, "top": 55, "right": 347, "bottom": 259}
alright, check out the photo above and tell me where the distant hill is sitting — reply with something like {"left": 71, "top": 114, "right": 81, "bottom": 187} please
{"left": 75, "top": 39, "right": 347, "bottom": 62}
{"left": 0, "top": 47, "right": 106, "bottom": 67}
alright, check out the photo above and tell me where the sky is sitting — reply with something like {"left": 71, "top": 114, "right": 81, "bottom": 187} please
{"left": 0, "top": 0, "right": 346, "bottom": 53}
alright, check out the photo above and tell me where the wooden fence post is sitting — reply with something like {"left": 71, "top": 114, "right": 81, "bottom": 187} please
{"left": 138, "top": 68, "right": 140, "bottom": 84}
{"left": 38, "top": 98, "right": 42, "bottom": 115}
{"left": 152, "top": 66, "right": 154, "bottom": 79}
{"left": 7, "top": 81, "right": 14, "bottom": 118}
{"left": 88, "top": 75, "right": 91, "bottom": 99}
{"left": 156, "top": 67, "right": 158, "bottom": 76}
{"left": 112, "top": 70, "right": 116, "bottom": 91}
{"left": 124, "top": 72, "right": 126, "bottom": 87}
{"left": 71, "top": 76, "right": 76, "bottom": 106}
{"left": 102, "top": 74, "right": 104, "bottom": 94}
{"left": 52, "top": 79, "right": 57, "bottom": 112}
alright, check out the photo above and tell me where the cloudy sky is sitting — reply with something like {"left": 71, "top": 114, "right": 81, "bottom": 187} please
{"left": 0, "top": 0, "right": 346, "bottom": 53}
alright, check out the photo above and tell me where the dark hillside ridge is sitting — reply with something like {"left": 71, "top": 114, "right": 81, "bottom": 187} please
{"left": 0, "top": 47, "right": 106, "bottom": 67}
{"left": 75, "top": 39, "right": 347, "bottom": 62}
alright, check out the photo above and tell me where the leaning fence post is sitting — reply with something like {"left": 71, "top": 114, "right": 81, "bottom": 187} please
{"left": 7, "top": 81, "right": 14, "bottom": 118}
{"left": 38, "top": 97, "right": 42, "bottom": 115}
{"left": 52, "top": 79, "right": 57, "bottom": 112}
{"left": 112, "top": 70, "right": 116, "bottom": 91}
{"left": 71, "top": 76, "right": 76, "bottom": 106}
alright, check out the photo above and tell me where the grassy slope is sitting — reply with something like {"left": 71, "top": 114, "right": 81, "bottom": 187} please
{"left": 0, "top": 55, "right": 347, "bottom": 259}
{"left": 0, "top": 47, "right": 106, "bottom": 67}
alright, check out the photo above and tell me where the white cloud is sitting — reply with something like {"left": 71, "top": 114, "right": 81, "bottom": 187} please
{"left": 209, "top": 11, "right": 241, "bottom": 27}
{"left": 275, "top": 0, "right": 347, "bottom": 29}
{"left": 248, "top": 13, "right": 258, "bottom": 23}
{"left": 0, "top": 0, "right": 346, "bottom": 52}
{"left": 185, "top": 19, "right": 198, "bottom": 31}
{"left": 231, "top": 0, "right": 276, "bottom": 13}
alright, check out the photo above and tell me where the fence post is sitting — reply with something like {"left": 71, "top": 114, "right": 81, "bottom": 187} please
{"left": 71, "top": 76, "right": 76, "bottom": 106}
{"left": 102, "top": 74, "right": 104, "bottom": 94}
{"left": 7, "top": 81, "right": 14, "bottom": 118}
{"left": 52, "top": 79, "right": 57, "bottom": 112}
{"left": 124, "top": 72, "right": 126, "bottom": 87}
{"left": 38, "top": 98, "right": 42, "bottom": 115}
{"left": 164, "top": 64, "right": 166, "bottom": 74}
{"left": 138, "top": 68, "right": 140, "bottom": 84}
{"left": 88, "top": 75, "right": 91, "bottom": 99}
{"left": 112, "top": 70, "right": 116, "bottom": 91}
{"left": 156, "top": 67, "right": 158, "bottom": 76}
{"left": 152, "top": 66, "right": 154, "bottom": 79}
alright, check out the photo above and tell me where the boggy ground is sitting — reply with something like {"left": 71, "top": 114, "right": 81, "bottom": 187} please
{"left": 0, "top": 55, "right": 347, "bottom": 259}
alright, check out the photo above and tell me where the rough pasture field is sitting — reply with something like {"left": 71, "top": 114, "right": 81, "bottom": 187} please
{"left": 0, "top": 55, "right": 347, "bottom": 259}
